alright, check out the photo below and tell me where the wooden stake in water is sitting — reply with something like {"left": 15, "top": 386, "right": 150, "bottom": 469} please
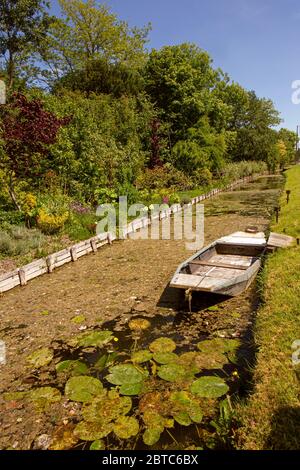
{"left": 0, "top": 80, "right": 6, "bottom": 105}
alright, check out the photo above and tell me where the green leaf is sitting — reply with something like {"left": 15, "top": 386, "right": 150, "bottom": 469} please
{"left": 106, "top": 364, "right": 148, "bottom": 385}
{"left": 173, "top": 411, "right": 192, "bottom": 426}
{"left": 113, "top": 416, "right": 139, "bottom": 439}
{"left": 143, "top": 427, "right": 162, "bottom": 446}
{"left": 28, "top": 387, "right": 61, "bottom": 411}
{"left": 190, "top": 376, "right": 229, "bottom": 398}
{"left": 153, "top": 352, "right": 178, "bottom": 364}
{"left": 129, "top": 318, "right": 151, "bottom": 331}
{"left": 149, "top": 337, "right": 176, "bottom": 353}
{"left": 3, "top": 391, "right": 28, "bottom": 401}
{"left": 65, "top": 376, "right": 103, "bottom": 402}
{"left": 90, "top": 440, "right": 105, "bottom": 450}
{"left": 193, "top": 351, "right": 228, "bottom": 370}
{"left": 82, "top": 392, "right": 132, "bottom": 424}
{"left": 131, "top": 350, "right": 152, "bottom": 364}
{"left": 157, "top": 363, "right": 189, "bottom": 383}
{"left": 119, "top": 382, "right": 143, "bottom": 396}
{"left": 197, "top": 338, "right": 240, "bottom": 354}
{"left": 74, "top": 421, "right": 113, "bottom": 441}
{"left": 76, "top": 330, "right": 113, "bottom": 348}
{"left": 56, "top": 360, "right": 89, "bottom": 375}
{"left": 26, "top": 348, "right": 53, "bottom": 368}
{"left": 49, "top": 424, "right": 79, "bottom": 450}
{"left": 188, "top": 403, "right": 203, "bottom": 424}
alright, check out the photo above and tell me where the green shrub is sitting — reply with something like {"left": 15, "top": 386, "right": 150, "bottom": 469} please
{"left": 0, "top": 226, "right": 45, "bottom": 257}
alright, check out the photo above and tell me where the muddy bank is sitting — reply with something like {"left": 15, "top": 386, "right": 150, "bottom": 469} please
{"left": 0, "top": 176, "right": 283, "bottom": 450}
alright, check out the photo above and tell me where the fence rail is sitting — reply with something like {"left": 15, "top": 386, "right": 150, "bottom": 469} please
{"left": 0, "top": 175, "right": 259, "bottom": 294}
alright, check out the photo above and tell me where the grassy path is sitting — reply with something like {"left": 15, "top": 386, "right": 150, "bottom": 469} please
{"left": 236, "top": 166, "right": 300, "bottom": 450}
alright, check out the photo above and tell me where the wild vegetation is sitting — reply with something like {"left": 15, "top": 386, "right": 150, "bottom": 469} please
{"left": 235, "top": 166, "right": 300, "bottom": 449}
{"left": 0, "top": 0, "right": 297, "bottom": 259}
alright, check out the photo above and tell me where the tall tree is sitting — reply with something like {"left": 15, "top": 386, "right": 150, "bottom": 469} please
{"left": 0, "top": 0, "right": 51, "bottom": 90}
{"left": 43, "top": 0, "right": 150, "bottom": 85}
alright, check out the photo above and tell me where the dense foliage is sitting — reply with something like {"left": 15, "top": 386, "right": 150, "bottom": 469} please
{"left": 0, "top": 0, "right": 297, "bottom": 240}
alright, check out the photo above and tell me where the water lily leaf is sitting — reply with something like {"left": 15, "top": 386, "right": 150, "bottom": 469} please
{"left": 82, "top": 392, "right": 132, "bottom": 424}
{"left": 65, "top": 376, "right": 103, "bottom": 402}
{"left": 131, "top": 350, "right": 152, "bottom": 364}
{"left": 113, "top": 416, "right": 139, "bottom": 439}
{"left": 197, "top": 338, "right": 240, "bottom": 354}
{"left": 190, "top": 377, "right": 229, "bottom": 398}
{"left": 28, "top": 387, "right": 61, "bottom": 411}
{"left": 149, "top": 338, "right": 176, "bottom": 353}
{"left": 129, "top": 318, "right": 151, "bottom": 331}
{"left": 106, "top": 364, "right": 148, "bottom": 385}
{"left": 173, "top": 411, "right": 192, "bottom": 426}
{"left": 56, "top": 360, "right": 89, "bottom": 376}
{"left": 188, "top": 403, "right": 203, "bottom": 424}
{"left": 177, "top": 352, "right": 202, "bottom": 374}
{"left": 71, "top": 315, "right": 86, "bottom": 324}
{"left": 90, "top": 440, "right": 105, "bottom": 450}
{"left": 143, "top": 427, "right": 163, "bottom": 446}
{"left": 3, "top": 391, "right": 28, "bottom": 401}
{"left": 49, "top": 424, "right": 78, "bottom": 450}
{"left": 26, "top": 348, "right": 53, "bottom": 368}
{"left": 157, "top": 364, "right": 189, "bottom": 383}
{"left": 75, "top": 330, "right": 113, "bottom": 348}
{"left": 119, "top": 382, "right": 143, "bottom": 396}
{"left": 170, "top": 391, "right": 191, "bottom": 406}
{"left": 142, "top": 410, "right": 167, "bottom": 429}
{"left": 153, "top": 352, "right": 178, "bottom": 364}
{"left": 194, "top": 352, "right": 228, "bottom": 370}
{"left": 74, "top": 421, "right": 113, "bottom": 441}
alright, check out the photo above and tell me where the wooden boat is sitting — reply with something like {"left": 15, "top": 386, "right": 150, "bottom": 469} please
{"left": 170, "top": 232, "right": 267, "bottom": 297}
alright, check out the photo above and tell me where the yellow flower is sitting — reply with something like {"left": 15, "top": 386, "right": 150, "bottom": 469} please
{"left": 113, "top": 337, "right": 119, "bottom": 342}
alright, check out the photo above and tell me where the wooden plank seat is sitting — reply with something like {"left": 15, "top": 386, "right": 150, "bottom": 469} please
{"left": 189, "top": 260, "right": 250, "bottom": 271}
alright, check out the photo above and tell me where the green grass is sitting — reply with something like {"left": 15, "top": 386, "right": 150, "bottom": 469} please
{"left": 235, "top": 166, "right": 300, "bottom": 450}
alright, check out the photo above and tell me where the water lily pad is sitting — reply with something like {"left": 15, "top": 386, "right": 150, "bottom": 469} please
{"left": 113, "top": 416, "right": 139, "bottom": 439}
{"left": 68, "top": 330, "right": 113, "bottom": 348}
{"left": 74, "top": 421, "right": 113, "bottom": 441}
{"left": 177, "top": 352, "right": 202, "bottom": 374}
{"left": 153, "top": 352, "right": 178, "bottom": 364}
{"left": 49, "top": 424, "right": 78, "bottom": 450}
{"left": 197, "top": 338, "right": 240, "bottom": 354}
{"left": 65, "top": 376, "right": 103, "bottom": 402}
{"left": 129, "top": 318, "right": 151, "bottom": 331}
{"left": 194, "top": 351, "right": 228, "bottom": 370}
{"left": 143, "top": 427, "right": 163, "bottom": 446}
{"left": 149, "top": 338, "right": 176, "bottom": 353}
{"left": 106, "top": 364, "right": 148, "bottom": 385}
{"left": 82, "top": 392, "right": 132, "bottom": 424}
{"left": 190, "top": 377, "right": 229, "bottom": 398}
{"left": 131, "top": 350, "right": 152, "bottom": 364}
{"left": 157, "top": 363, "right": 188, "bottom": 383}
{"left": 173, "top": 411, "right": 192, "bottom": 426}
{"left": 3, "top": 391, "right": 28, "bottom": 401}
{"left": 188, "top": 403, "right": 203, "bottom": 424}
{"left": 26, "top": 348, "right": 53, "bottom": 368}
{"left": 142, "top": 410, "right": 172, "bottom": 429}
{"left": 71, "top": 315, "right": 86, "bottom": 324}
{"left": 28, "top": 387, "right": 61, "bottom": 410}
{"left": 119, "top": 382, "right": 143, "bottom": 396}
{"left": 90, "top": 440, "right": 105, "bottom": 450}
{"left": 56, "top": 360, "right": 89, "bottom": 376}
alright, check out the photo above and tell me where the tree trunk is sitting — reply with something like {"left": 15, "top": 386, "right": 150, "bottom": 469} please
{"left": 8, "top": 175, "right": 21, "bottom": 211}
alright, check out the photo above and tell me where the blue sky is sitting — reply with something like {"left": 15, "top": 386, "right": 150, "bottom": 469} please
{"left": 50, "top": 0, "right": 300, "bottom": 131}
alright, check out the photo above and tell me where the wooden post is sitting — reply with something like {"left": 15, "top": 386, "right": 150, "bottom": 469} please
{"left": 70, "top": 246, "right": 78, "bottom": 261}
{"left": 297, "top": 238, "right": 300, "bottom": 246}
{"left": 46, "top": 255, "right": 55, "bottom": 273}
{"left": 286, "top": 190, "right": 291, "bottom": 204}
{"left": 275, "top": 207, "right": 280, "bottom": 223}
{"left": 18, "top": 268, "right": 27, "bottom": 286}
{"left": 90, "top": 238, "right": 97, "bottom": 253}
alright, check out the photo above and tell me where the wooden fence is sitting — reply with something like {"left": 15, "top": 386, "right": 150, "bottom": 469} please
{"left": 0, "top": 175, "right": 258, "bottom": 294}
